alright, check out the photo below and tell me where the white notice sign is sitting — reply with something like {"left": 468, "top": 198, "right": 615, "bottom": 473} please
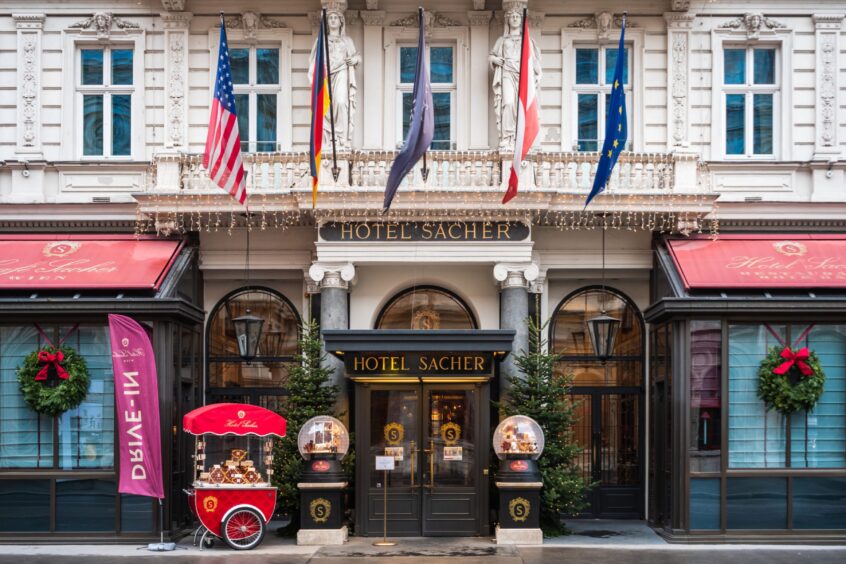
{"left": 375, "top": 455, "right": 395, "bottom": 471}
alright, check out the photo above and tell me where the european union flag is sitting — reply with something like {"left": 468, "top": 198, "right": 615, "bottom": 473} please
{"left": 585, "top": 16, "right": 628, "bottom": 208}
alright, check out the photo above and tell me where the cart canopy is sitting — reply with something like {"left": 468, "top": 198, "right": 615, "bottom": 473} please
{"left": 183, "top": 403, "right": 286, "bottom": 437}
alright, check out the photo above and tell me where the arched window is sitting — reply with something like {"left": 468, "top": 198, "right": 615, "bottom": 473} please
{"left": 550, "top": 287, "right": 643, "bottom": 387}
{"left": 376, "top": 286, "right": 476, "bottom": 330}
{"left": 207, "top": 287, "right": 300, "bottom": 408}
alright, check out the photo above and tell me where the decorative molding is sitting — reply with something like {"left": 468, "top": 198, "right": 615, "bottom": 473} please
{"left": 473, "top": 0, "right": 485, "bottom": 9}
{"left": 160, "top": 10, "right": 191, "bottom": 28}
{"left": 568, "top": 13, "right": 636, "bottom": 39}
{"left": 69, "top": 12, "right": 140, "bottom": 39}
{"left": 467, "top": 11, "right": 493, "bottom": 27}
{"left": 160, "top": 0, "right": 185, "bottom": 10}
{"left": 366, "top": 0, "right": 379, "bottom": 9}
{"left": 390, "top": 11, "right": 462, "bottom": 30}
{"left": 309, "top": 262, "right": 356, "bottom": 290}
{"left": 360, "top": 10, "right": 385, "bottom": 26}
{"left": 818, "top": 35, "right": 836, "bottom": 148}
{"left": 162, "top": 13, "right": 190, "bottom": 149}
{"left": 665, "top": 12, "right": 694, "bottom": 150}
{"left": 718, "top": 13, "right": 786, "bottom": 40}
{"left": 14, "top": 14, "right": 44, "bottom": 156}
{"left": 812, "top": 14, "right": 845, "bottom": 29}
{"left": 664, "top": 11, "right": 695, "bottom": 29}
{"left": 493, "top": 263, "right": 539, "bottom": 290}
{"left": 321, "top": 0, "right": 348, "bottom": 12}
{"left": 528, "top": 12, "right": 545, "bottom": 29}
{"left": 671, "top": 0, "right": 690, "bottom": 11}
{"left": 223, "top": 12, "right": 288, "bottom": 41}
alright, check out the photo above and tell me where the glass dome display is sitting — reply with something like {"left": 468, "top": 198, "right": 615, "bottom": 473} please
{"left": 298, "top": 416, "right": 349, "bottom": 459}
{"left": 493, "top": 415, "right": 545, "bottom": 460}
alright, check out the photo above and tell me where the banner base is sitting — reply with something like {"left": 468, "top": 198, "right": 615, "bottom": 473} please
{"left": 146, "top": 542, "right": 177, "bottom": 552}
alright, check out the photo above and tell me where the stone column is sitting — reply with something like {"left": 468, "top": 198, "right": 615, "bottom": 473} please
{"left": 467, "top": 10, "right": 492, "bottom": 149}
{"left": 811, "top": 14, "right": 845, "bottom": 201}
{"left": 494, "top": 263, "right": 539, "bottom": 398}
{"left": 309, "top": 263, "right": 355, "bottom": 410}
{"left": 360, "top": 10, "right": 385, "bottom": 149}
{"left": 664, "top": 11, "right": 694, "bottom": 151}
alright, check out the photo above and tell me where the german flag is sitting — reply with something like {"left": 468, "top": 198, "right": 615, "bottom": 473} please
{"left": 309, "top": 14, "right": 330, "bottom": 209}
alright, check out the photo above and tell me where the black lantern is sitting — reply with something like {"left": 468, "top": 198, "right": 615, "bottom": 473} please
{"left": 233, "top": 308, "right": 264, "bottom": 362}
{"left": 586, "top": 310, "right": 620, "bottom": 361}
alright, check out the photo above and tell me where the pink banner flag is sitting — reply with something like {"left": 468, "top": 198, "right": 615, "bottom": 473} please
{"left": 108, "top": 314, "right": 164, "bottom": 499}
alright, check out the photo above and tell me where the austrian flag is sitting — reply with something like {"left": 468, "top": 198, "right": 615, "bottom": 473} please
{"left": 504, "top": 11, "right": 540, "bottom": 205}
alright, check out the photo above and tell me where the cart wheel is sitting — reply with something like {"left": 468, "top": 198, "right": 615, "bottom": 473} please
{"left": 202, "top": 535, "right": 215, "bottom": 549}
{"left": 222, "top": 508, "right": 265, "bottom": 550}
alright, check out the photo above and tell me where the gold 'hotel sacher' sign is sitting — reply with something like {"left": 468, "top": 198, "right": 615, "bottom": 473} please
{"left": 345, "top": 352, "right": 493, "bottom": 378}
{"left": 319, "top": 221, "right": 530, "bottom": 242}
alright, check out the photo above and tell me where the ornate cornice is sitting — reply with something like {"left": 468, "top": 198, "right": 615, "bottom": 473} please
{"left": 568, "top": 13, "right": 636, "bottom": 40}
{"left": 671, "top": 0, "right": 691, "bottom": 11}
{"left": 69, "top": 12, "right": 140, "bottom": 39}
{"left": 467, "top": 11, "right": 493, "bottom": 27}
{"left": 664, "top": 11, "right": 695, "bottom": 29}
{"left": 718, "top": 13, "right": 787, "bottom": 39}
{"left": 160, "top": 11, "right": 191, "bottom": 29}
{"left": 224, "top": 12, "right": 288, "bottom": 40}
{"left": 360, "top": 10, "right": 385, "bottom": 26}
{"left": 309, "top": 262, "right": 356, "bottom": 290}
{"left": 390, "top": 11, "right": 462, "bottom": 28}
{"left": 13, "top": 13, "right": 45, "bottom": 29}
{"left": 813, "top": 14, "right": 844, "bottom": 29}
{"left": 493, "top": 263, "right": 539, "bottom": 290}
{"left": 160, "top": 0, "right": 185, "bottom": 11}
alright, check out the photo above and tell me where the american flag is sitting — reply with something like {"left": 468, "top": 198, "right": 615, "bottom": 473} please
{"left": 203, "top": 17, "right": 247, "bottom": 205}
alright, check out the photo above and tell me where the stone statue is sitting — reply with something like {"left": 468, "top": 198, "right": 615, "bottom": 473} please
{"left": 309, "top": 9, "right": 360, "bottom": 149}
{"left": 489, "top": 6, "right": 542, "bottom": 150}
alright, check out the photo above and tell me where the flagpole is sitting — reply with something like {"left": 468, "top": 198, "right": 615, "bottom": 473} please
{"left": 321, "top": 9, "right": 341, "bottom": 182}
{"left": 418, "top": 7, "right": 430, "bottom": 183}
{"left": 512, "top": 8, "right": 528, "bottom": 175}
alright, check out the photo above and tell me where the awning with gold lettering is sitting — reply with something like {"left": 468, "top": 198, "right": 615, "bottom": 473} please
{"left": 666, "top": 235, "right": 846, "bottom": 290}
{"left": 0, "top": 235, "right": 183, "bottom": 290}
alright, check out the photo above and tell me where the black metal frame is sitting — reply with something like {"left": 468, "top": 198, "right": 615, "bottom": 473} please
{"left": 374, "top": 285, "right": 479, "bottom": 330}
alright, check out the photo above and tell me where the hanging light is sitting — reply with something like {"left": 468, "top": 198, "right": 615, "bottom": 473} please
{"left": 233, "top": 308, "right": 264, "bottom": 362}
{"left": 586, "top": 216, "right": 620, "bottom": 361}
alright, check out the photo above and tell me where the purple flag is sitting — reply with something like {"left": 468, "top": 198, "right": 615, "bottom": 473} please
{"left": 383, "top": 8, "right": 434, "bottom": 212}
{"left": 108, "top": 314, "right": 164, "bottom": 499}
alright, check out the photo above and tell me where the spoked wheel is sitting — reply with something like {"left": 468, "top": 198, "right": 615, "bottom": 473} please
{"left": 222, "top": 507, "right": 265, "bottom": 550}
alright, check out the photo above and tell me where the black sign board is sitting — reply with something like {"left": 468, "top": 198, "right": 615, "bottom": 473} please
{"left": 345, "top": 352, "right": 494, "bottom": 378}
{"left": 319, "top": 221, "right": 529, "bottom": 242}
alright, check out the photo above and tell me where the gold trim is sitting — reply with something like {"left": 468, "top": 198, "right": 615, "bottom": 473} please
{"left": 309, "top": 498, "right": 331, "bottom": 523}
{"left": 348, "top": 376, "right": 491, "bottom": 384}
{"left": 508, "top": 497, "right": 530, "bottom": 523}
{"left": 422, "top": 376, "right": 489, "bottom": 383}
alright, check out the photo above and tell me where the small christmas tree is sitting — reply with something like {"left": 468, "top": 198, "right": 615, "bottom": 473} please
{"left": 499, "top": 316, "right": 589, "bottom": 536}
{"left": 272, "top": 319, "right": 338, "bottom": 535}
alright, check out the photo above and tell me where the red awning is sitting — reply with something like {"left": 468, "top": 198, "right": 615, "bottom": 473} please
{"left": 667, "top": 235, "right": 846, "bottom": 290}
{"left": 0, "top": 235, "right": 183, "bottom": 290}
{"left": 183, "top": 403, "right": 287, "bottom": 438}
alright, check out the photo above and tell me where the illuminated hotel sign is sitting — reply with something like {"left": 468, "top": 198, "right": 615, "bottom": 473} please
{"left": 319, "top": 221, "right": 530, "bottom": 242}
{"left": 345, "top": 352, "right": 493, "bottom": 378}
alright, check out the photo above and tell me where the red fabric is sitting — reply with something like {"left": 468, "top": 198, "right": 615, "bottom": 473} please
{"left": 0, "top": 236, "right": 182, "bottom": 290}
{"left": 773, "top": 347, "right": 814, "bottom": 377}
{"left": 35, "top": 350, "right": 68, "bottom": 381}
{"left": 667, "top": 235, "right": 846, "bottom": 289}
{"left": 183, "top": 403, "right": 286, "bottom": 438}
{"left": 193, "top": 487, "right": 277, "bottom": 537}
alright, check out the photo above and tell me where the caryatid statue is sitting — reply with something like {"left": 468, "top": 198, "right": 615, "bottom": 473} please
{"left": 489, "top": 2, "right": 542, "bottom": 150}
{"left": 309, "top": 6, "right": 361, "bottom": 150}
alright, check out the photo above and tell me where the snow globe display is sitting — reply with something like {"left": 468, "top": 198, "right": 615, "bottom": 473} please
{"left": 493, "top": 415, "right": 545, "bottom": 482}
{"left": 298, "top": 416, "right": 349, "bottom": 482}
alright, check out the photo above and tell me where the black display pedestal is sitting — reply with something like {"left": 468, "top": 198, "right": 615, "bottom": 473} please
{"left": 297, "top": 454, "right": 348, "bottom": 545}
{"left": 495, "top": 456, "right": 543, "bottom": 545}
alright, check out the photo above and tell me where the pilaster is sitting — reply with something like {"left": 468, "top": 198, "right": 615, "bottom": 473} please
{"left": 664, "top": 11, "right": 694, "bottom": 150}
{"left": 14, "top": 13, "right": 45, "bottom": 159}
{"left": 468, "top": 11, "right": 492, "bottom": 150}
{"left": 161, "top": 12, "right": 192, "bottom": 150}
{"left": 361, "top": 10, "right": 385, "bottom": 149}
{"left": 812, "top": 14, "right": 844, "bottom": 159}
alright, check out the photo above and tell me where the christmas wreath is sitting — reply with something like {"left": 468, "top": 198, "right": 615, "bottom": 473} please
{"left": 17, "top": 345, "right": 91, "bottom": 417}
{"left": 757, "top": 345, "right": 825, "bottom": 416}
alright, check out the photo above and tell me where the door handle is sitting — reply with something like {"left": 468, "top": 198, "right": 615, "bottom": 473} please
{"left": 409, "top": 441, "right": 418, "bottom": 488}
{"left": 423, "top": 439, "right": 434, "bottom": 490}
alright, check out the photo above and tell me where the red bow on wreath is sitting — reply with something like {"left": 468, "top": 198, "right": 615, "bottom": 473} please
{"left": 772, "top": 347, "right": 813, "bottom": 377}
{"left": 35, "top": 350, "right": 69, "bottom": 381}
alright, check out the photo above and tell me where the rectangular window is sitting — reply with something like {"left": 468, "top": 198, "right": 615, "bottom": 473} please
{"left": 231, "top": 47, "right": 281, "bottom": 152}
{"left": 398, "top": 45, "right": 454, "bottom": 150}
{"left": 573, "top": 45, "right": 631, "bottom": 151}
{"left": 690, "top": 321, "right": 721, "bottom": 473}
{"left": 77, "top": 46, "right": 133, "bottom": 157}
{"left": 722, "top": 46, "right": 777, "bottom": 157}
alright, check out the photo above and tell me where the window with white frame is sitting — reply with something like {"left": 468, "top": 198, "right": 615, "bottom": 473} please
{"left": 722, "top": 46, "right": 778, "bottom": 157}
{"left": 229, "top": 46, "right": 281, "bottom": 153}
{"left": 397, "top": 45, "right": 454, "bottom": 150}
{"left": 77, "top": 46, "right": 134, "bottom": 157}
{"left": 573, "top": 45, "right": 632, "bottom": 152}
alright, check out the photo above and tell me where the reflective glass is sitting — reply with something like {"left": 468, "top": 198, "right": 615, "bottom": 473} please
{"left": 111, "top": 49, "right": 133, "bottom": 85}
{"left": 793, "top": 478, "right": 846, "bottom": 529}
{"left": 432, "top": 92, "right": 451, "bottom": 150}
{"left": 121, "top": 494, "right": 154, "bottom": 532}
{"left": 605, "top": 47, "right": 629, "bottom": 85}
{"left": 230, "top": 48, "right": 249, "bottom": 84}
{"left": 600, "top": 393, "right": 639, "bottom": 485}
{"left": 552, "top": 288, "right": 642, "bottom": 358}
{"left": 429, "top": 390, "right": 475, "bottom": 487}
{"left": 234, "top": 93, "right": 249, "bottom": 152}
{"left": 726, "top": 477, "right": 786, "bottom": 529}
{"left": 725, "top": 93, "right": 745, "bottom": 155}
{"left": 83, "top": 94, "right": 104, "bottom": 156}
{"left": 378, "top": 288, "right": 474, "bottom": 330}
{"left": 256, "top": 93, "right": 277, "bottom": 152}
{"left": 81, "top": 49, "right": 104, "bottom": 85}
{"left": 571, "top": 394, "right": 592, "bottom": 483}
{"left": 753, "top": 93, "right": 773, "bottom": 155}
{"left": 576, "top": 48, "right": 598, "bottom": 84}
{"left": 430, "top": 47, "right": 453, "bottom": 83}
{"left": 689, "top": 478, "right": 720, "bottom": 530}
{"left": 256, "top": 48, "right": 279, "bottom": 84}
{"left": 724, "top": 49, "right": 745, "bottom": 84}
{"left": 56, "top": 478, "right": 116, "bottom": 532}
{"left": 370, "top": 389, "right": 419, "bottom": 488}
{"left": 577, "top": 93, "right": 598, "bottom": 151}
{"left": 0, "top": 480, "right": 49, "bottom": 531}
{"left": 690, "top": 321, "right": 722, "bottom": 473}
{"left": 753, "top": 49, "right": 775, "bottom": 84}
{"left": 402, "top": 91, "right": 413, "bottom": 143}
{"left": 400, "top": 47, "right": 418, "bottom": 83}
{"left": 111, "top": 94, "right": 131, "bottom": 156}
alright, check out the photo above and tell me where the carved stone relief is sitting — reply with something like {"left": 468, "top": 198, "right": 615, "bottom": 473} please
{"left": 69, "top": 12, "right": 140, "bottom": 39}
{"left": 671, "top": 33, "right": 688, "bottom": 147}
{"left": 14, "top": 13, "right": 44, "bottom": 154}
{"left": 819, "top": 36, "right": 836, "bottom": 147}
{"left": 718, "top": 13, "right": 786, "bottom": 39}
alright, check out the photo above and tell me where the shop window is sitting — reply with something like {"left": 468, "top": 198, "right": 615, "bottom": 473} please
{"left": 121, "top": 493, "right": 154, "bottom": 532}
{"left": 0, "top": 480, "right": 49, "bottom": 532}
{"left": 397, "top": 45, "right": 455, "bottom": 150}
{"left": 230, "top": 46, "right": 281, "bottom": 152}
{"left": 689, "top": 321, "right": 722, "bottom": 472}
{"left": 726, "top": 477, "right": 786, "bottom": 529}
{"left": 792, "top": 477, "right": 846, "bottom": 530}
{"left": 376, "top": 286, "right": 476, "bottom": 330}
{"left": 574, "top": 46, "right": 632, "bottom": 151}
{"left": 78, "top": 46, "right": 134, "bottom": 157}
{"left": 207, "top": 287, "right": 300, "bottom": 394}
{"left": 689, "top": 478, "right": 720, "bottom": 530}
{"left": 55, "top": 478, "right": 116, "bottom": 532}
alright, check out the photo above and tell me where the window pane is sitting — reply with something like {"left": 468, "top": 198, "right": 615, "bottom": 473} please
{"left": 577, "top": 93, "right": 598, "bottom": 151}
{"left": 690, "top": 479, "right": 720, "bottom": 530}
{"left": 377, "top": 288, "right": 475, "bottom": 330}
{"left": 256, "top": 48, "right": 279, "bottom": 85}
{"left": 753, "top": 93, "right": 773, "bottom": 155}
{"left": 256, "top": 93, "right": 277, "bottom": 152}
{"left": 111, "top": 94, "right": 131, "bottom": 156}
{"left": 690, "top": 321, "right": 722, "bottom": 473}
{"left": 83, "top": 94, "right": 104, "bottom": 156}
{"left": 229, "top": 48, "right": 249, "bottom": 84}
{"left": 724, "top": 49, "right": 745, "bottom": 84}
{"left": 728, "top": 325, "right": 787, "bottom": 468}
{"left": 726, "top": 477, "right": 786, "bottom": 529}
{"left": 605, "top": 47, "right": 628, "bottom": 85}
{"left": 121, "top": 494, "right": 154, "bottom": 532}
{"left": 56, "top": 478, "right": 116, "bottom": 532}
{"left": 432, "top": 92, "right": 451, "bottom": 150}
{"left": 400, "top": 47, "right": 418, "bottom": 83}
{"left": 234, "top": 93, "right": 249, "bottom": 152}
{"left": 111, "top": 49, "right": 133, "bottom": 85}
{"left": 793, "top": 478, "right": 846, "bottom": 529}
{"left": 0, "top": 480, "right": 49, "bottom": 531}
{"left": 81, "top": 49, "right": 103, "bottom": 85}
{"left": 576, "top": 48, "right": 598, "bottom": 84}
{"left": 0, "top": 326, "right": 53, "bottom": 468}
{"left": 753, "top": 49, "right": 775, "bottom": 84}
{"left": 402, "top": 91, "right": 412, "bottom": 142}
{"left": 430, "top": 47, "right": 453, "bottom": 83}
{"left": 725, "top": 93, "right": 745, "bottom": 155}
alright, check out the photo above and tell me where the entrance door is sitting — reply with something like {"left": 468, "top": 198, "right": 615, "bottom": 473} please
{"left": 358, "top": 384, "right": 488, "bottom": 536}
{"left": 573, "top": 389, "right": 643, "bottom": 518}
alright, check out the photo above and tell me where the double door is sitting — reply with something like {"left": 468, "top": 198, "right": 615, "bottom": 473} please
{"left": 356, "top": 383, "right": 489, "bottom": 536}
